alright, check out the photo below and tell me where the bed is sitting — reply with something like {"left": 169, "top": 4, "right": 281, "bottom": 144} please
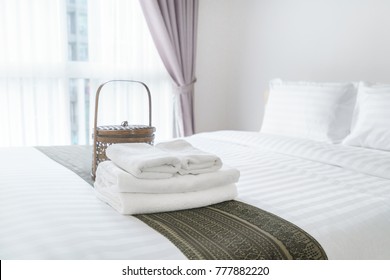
{"left": 1, "top": 80, "right": 390, "bottom": 260}
{"left": 1, "top": 130, "right": 390, "bottom": 259}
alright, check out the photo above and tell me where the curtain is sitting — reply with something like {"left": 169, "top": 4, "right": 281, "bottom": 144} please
{"left": 139, "top": 0, "right": 199, "bottom": 137}
{"left": 87, "top": 0, "right": 173, "bottom": 142}
{"left": 0, "top": 0, "right": 172, "bottom": 147}
{"left": 0, "top": 0, "right": 70, "bottom": 146}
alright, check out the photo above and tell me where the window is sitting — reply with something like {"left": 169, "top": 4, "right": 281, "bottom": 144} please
{"left": 66, "top": 0, "right": 88, "bottom": 61}
{"left": 0, "top": 0, "right": 173, "bottom": 147}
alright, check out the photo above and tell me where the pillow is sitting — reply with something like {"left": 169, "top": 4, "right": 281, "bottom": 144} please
{"left": 343, "top": 82, "right": 390, "bottom": 151}
{"left": 261, "top": 79, "right": 357, "bottom": 143}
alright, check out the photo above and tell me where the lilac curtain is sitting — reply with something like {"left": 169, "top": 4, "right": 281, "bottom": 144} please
{"left": 139, "top": 0, "right": 198, "bottom": 137}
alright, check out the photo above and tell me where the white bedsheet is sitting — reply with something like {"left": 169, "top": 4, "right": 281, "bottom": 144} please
{"left": 189, "top": 131, "right": 390, "bottom": 260}
{"left": 0, "top": 148, "right": 184, "bottom": 260}
{"left": 1, "top": 131, "right": 390, "bottom": 259}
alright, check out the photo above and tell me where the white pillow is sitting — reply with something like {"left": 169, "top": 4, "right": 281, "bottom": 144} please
{"left": 261, "top": 79, "right": 357, "bottom": 143}
{"left": 343, "top": 82, "right": 390, "bottom": 151}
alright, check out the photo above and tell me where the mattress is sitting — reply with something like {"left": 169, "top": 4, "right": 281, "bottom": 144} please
{"left": 1, "top": 130, "right": 390, "bottom": 259}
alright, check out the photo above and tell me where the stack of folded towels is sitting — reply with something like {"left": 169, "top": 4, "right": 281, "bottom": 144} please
{"left": 94, "top": 139, "right": 240, "bottom": 215}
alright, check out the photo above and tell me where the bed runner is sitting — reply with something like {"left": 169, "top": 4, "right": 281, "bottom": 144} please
{"left": 36, "top": 145, "right": 327, "bottom": 260}
{"left": 35, "top": 145, "right": 94, "bottom": 186}
{"left": 135, "top": 201, "right": 327, "bottom": 260}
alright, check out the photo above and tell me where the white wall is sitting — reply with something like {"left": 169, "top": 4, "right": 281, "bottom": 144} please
{"left": 195, "top": 0, "right": 390, "bottom": 133}
{"left": 195, "top": 0, "right": 251, "bottom": 132}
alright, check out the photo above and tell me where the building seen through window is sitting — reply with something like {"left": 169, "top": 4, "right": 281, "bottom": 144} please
{"left": 67, "top": 0, "right": 90, "bottom": 144}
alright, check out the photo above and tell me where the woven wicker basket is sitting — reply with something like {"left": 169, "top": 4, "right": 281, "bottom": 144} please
{"left": 91, "top": 80, "right": 156, "bottom": 179}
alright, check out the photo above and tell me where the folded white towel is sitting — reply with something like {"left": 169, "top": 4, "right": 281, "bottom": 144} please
{"left": 96, "top": 161, "right": 240, "bottom": 194}
{"left": 94, "top": 176, "right": 238, "bottom": 215}
{"left": 156, "top": 139, "right": 223, "bottom": 175}
{"left": 106, "top": 143, "right": 181, "bottom": 179}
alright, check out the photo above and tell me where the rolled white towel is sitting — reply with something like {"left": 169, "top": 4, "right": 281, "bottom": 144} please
{"left": 106, "top": 143, "right": 181, "bottom": 179}
{"left": 96, "top": 161, "right": 240, "bottom": 194}
{"left": 94, "top": 176, "right": 238, "bottom": 215}
{"left": 156, "top": 139, "right": 222, "bottom": 175}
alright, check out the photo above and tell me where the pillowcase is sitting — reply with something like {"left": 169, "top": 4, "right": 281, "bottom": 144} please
{"left": 343, "top": 82, "right": 390, "bottom": 151}
{"left": 261, "top": 79, "right": 357, "bottom": 143}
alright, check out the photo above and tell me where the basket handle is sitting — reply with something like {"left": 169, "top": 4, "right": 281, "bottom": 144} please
{"left": 93, "top": 80, "right": 152, "bottom": 132}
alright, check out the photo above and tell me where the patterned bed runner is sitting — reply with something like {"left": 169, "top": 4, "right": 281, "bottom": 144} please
{"left": 136, "top": 201, "right": 327, "bottom": 260}
{"left": 36, "top": 145, "right": 327, "bottom": 260}
{"left": 36, "top": 145, "right": 94, "bottom": 186}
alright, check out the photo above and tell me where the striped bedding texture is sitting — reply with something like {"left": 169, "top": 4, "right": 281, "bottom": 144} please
{"left": 1, "top": 131, "right": 390, "bottom": 259}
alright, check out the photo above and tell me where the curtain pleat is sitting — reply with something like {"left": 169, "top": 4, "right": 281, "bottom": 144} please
{"left": 139, "top": 0, "right": 199, "bottom": 137}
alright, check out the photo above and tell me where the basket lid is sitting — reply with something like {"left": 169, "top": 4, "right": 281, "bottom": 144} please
{"left": 95, "top": 121, "right": 155, "bottom": 136}
{"left": 96, "top": 122, "right": 156, "bottom": 137}
{"left": 97, "top": 124, "right": 152, "bottom": 131}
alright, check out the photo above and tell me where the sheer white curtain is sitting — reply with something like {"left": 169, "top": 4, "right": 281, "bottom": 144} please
{"left": 0, "top": 0, "right": 173, "bottom": 147}
{"left": 0, "top": 0, "right": 70, "bottom": 146}
{"left": 87, "top": 0, "right": 173, "bottom": 141}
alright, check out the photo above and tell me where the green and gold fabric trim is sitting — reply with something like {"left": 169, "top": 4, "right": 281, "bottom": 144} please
{"left": 136, "top": 200, "right": 327, "bottom": 260}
